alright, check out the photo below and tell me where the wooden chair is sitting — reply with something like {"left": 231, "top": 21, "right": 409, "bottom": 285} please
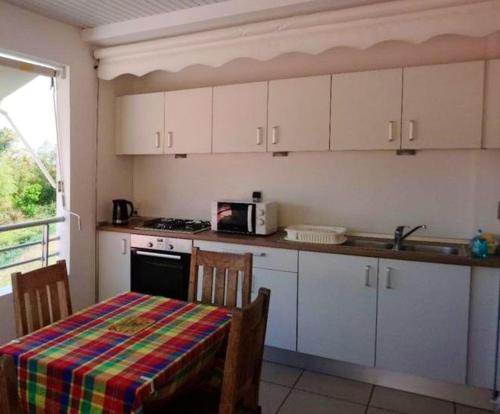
{"left": 146, "top": 288, "right": 271, "bottom": 414}
{"left": 218, "top": 287, "right": 270, "bottom": 414}
{"left": 11, "top": 260, "right": 72, "bottom": 337}
{"left": 0, "top": 355, "right": 22, "bottom": 414}
{"left": 188, "top": 247, "right": 253, "bottom": 308}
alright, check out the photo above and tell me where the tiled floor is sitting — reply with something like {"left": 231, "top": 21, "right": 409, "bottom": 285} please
{"left": 259, "top": 362, "right": 494, "bottom": 414}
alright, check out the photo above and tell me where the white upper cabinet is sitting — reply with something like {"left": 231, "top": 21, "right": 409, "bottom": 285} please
{"left": 298, "top": 252, "right": 378, "bottom": 367}
{"left": 164, "top": 87, "right": 212, "bottom": 154}
{"left": 484, "top": 59, "right": 500, "bottom": 149}
{"left": 115, "top": 92, "right": 164, "bottom": 155}
{"left": 331, "top": 68, "right": 403, "bottom": 150}
{"left": 401, "top": 61, "right": 484, "bottom": 149}
{"left": 377, "top": 259, "right": 470, "bottom": 384}
{"left": 213, "top": 82, "right": 268, "bottom": 153}
{"left": 267, "top": 75, "right": 331, "bottom": 152}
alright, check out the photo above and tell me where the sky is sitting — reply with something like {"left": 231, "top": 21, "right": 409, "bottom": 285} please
{"left": 0, "top": 75, "right": 57, "bottom": 150}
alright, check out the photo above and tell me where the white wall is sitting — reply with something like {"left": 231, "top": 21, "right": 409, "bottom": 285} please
{"left": 98, "top": 34, "right": 500, "bottom": 240}
{"left": 0, "top": 1, "right": 97, "bottom": 343}
{"left": 131, "top": 150, "right": 499, "bottom": 239}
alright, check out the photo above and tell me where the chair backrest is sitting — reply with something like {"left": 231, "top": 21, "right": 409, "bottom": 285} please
{"left": 0, "top": 355, "right": 22, "bottom": 414}
{"left": 11, "top": 260, "right": 72, "bottom": 337}
{"left": 188, "top": 247, "right": 253, "bottom": 308}
{"left": 219, "top": 287, "right": 271, "bottom": 414}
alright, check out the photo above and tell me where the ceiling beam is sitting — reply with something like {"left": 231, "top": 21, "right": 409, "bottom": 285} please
{"left": 82, "top": 0, "right": 391, "bottom": 46}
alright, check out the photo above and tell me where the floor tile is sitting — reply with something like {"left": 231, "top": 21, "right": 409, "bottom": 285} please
{"left": 259, "top": 381, "right": 291, "bottom": 414}
{"left": 294, "top": 370, "right": 373, "bottom": 405}
{"left": 367, "top": 407, "right": 401, "bottom": 414}
{"left": 261, "top": 362, "right": 303, "bottom": 387}
{"left": 279, "top": 389, "right": 366, "bottom": 414}
{"left": 370, "top": 386, "right": 453, "bottom": 414}
{"left": 456, "top": 404, "right": 494, "bottom": 414}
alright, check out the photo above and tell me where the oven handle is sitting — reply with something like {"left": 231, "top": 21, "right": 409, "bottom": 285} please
{"left": 247, "top": 204, "right": 254, "bottom": 234}
{"left": 135, "top": 251, "right": 182, "bottom": 260}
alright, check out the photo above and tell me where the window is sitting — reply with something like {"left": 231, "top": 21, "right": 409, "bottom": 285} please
{"left": 0, "top": 61, "right": 61, "bottom": 294}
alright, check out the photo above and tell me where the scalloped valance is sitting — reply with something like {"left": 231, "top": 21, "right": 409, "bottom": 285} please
{"left": 94, "top": 0, "right": 500, "bottom": 80}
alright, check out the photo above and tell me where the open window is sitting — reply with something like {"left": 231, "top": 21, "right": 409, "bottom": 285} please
{"left": 0, "top": 54, "right": 65, "bottom": 295}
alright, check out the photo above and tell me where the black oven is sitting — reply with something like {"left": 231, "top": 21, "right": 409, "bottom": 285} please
{"left": 130, "top": 235, "right": 192, "bottom": 300}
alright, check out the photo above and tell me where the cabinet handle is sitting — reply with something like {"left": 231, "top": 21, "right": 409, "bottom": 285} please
{"left": 408, "top": 120, "right": 415, "bottom": 141}
{"left": 222, "top": 250, "right": 266, "bottom": 257}
{"left": 388, "top": 121, "right": 395, "bottom": 142}
{"left": 121, "top": 239, "right": 127, "bottom": 255}
{"left": 272, "top": 126, "right": 279, "bottom": 145}
{"left": 385, "top": 267, "right": 393, "bottom": 289}
{"left": 155, "top": 132, "right": 161, "bottom": 148}
{"left": 256, "top": 127, "right": 263, "bottom": 145}
{"left": 364, "top": 265, "right": 371, "bottom": 287}
{"left": 167, "top": 131, "right": 173, "bottom": 148}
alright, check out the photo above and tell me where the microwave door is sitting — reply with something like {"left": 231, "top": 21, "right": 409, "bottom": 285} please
{"left": 247, "top": 204, "right": 254, "bottom": 234}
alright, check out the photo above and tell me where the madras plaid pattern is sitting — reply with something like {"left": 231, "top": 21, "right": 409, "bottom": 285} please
{"left": 0, "top": 292, "right": 231, "bottom": 414}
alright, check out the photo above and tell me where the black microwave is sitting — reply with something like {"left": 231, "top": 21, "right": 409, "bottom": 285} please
{"left": 210, "top": 201, "right": 278, "bottom": 235}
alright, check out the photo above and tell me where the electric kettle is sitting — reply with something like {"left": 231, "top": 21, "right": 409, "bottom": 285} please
{"left": 112, "top": 199, "right": 135, "bottom": 225}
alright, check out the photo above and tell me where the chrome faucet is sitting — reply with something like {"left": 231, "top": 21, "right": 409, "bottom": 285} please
{"left": 393, "top": 225, "right": 427, "bottom": 251}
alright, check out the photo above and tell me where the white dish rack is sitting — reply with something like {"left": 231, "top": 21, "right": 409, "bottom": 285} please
{"left": 284, "top": 224, "right": 347, "bottom": 244}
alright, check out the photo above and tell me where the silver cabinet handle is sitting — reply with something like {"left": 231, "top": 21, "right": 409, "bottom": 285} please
{"left": 385, "top": 267, "right": 393, "bottom": 289}
{"left": 271, "top": 126, "right": 279, "bottom": 144}
{"left": 167, "top": 131, "right": 173, "bottom": 148}
{"left": 121, "top": 239, "right": 127, "bottom": 255}
{"left": 224, "top": 250, "right": 266, "bottom": 257}
{"left": 364, "top": 265, "right": 371, "bottom": 287}
{"left": 408, "top": 120, "right": 415, "bottom": 141}
{"left": 256, "top": 127, "right": 263, "bottom": 145}
{"left": 155, "top": 132, "right": 161, "bottom": 148}
{"left": 388, "top": 121, "right": 395, "bottom": 142}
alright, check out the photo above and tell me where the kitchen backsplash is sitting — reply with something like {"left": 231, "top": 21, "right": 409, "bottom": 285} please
{"left": 129, "top": 149, "right": 500, "bottom": 239}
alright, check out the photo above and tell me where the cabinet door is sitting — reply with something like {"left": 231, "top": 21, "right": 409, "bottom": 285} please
{"left": 468, "top": 267, "right": 500, "bottom": 389}
{"left": 298, "top": 252, "right": 378, "bottom": 367}
{"left": 268, "top": 75, "right": 331, "bottom": 152}
{"left": 98, "top": 231, "right": 131, "bottom": 301}
{"left": 252, "top": 268, "right": 297, "bottom": 351}
{"left": 401, "top": 61, "right": 484, "bottom": 149}
{"left": 213, "top": 82, "right": 268, "bottom": 153}
{"left": 377, "top": 259, "right": 470, "bottom": 384}
{"left": 115, "top": 93, "right": 164, "bottom": 154}
{"left": 331, "top": 68, "right": 402, "bottom": 150}
{"left": 484, "top": 59, "right": 500, "bottom": 149}
{"left": 164, "top": 87, "right": 212, "bottom": 154}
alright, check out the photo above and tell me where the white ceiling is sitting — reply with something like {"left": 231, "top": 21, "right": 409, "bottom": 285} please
{"left": 4, "top": 0, "right": 397, "bottom": 46}
{"left": 3, "top": 0, "right": 230, "bottom": 28}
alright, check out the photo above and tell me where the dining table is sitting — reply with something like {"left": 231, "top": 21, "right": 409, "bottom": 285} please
{"left": 0, "top": 291, "right": 231, "bottom": 413}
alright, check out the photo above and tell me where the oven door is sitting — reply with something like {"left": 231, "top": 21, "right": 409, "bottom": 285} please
{"left": 216, "top": 202, "right": 256, "bottom": 234}
{"left": 131, "top": 249, "right": 191, "bottom": 300}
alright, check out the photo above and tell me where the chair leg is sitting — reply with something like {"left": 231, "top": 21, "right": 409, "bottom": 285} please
{"left": 241, "top": 383, "right": 260, "bottom": 413}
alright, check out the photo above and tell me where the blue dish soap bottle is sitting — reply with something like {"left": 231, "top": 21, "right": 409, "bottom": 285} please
{"left": 470, "top": 229, "right": 489, "bottom": 258}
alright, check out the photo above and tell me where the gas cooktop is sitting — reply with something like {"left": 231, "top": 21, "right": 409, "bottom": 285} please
{"left": 135, "top": 218, "right": 211, "bottom": 234}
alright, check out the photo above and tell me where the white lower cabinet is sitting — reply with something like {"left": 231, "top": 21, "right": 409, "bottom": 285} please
{"left": 468, "top": 267, "right": 500, "bottom": 389}
{"left": 298, "top": 252, "right": 378, "bottom": 367}
{"left": 98, "top": 231, "right": 131, "bottom": 301}
{"left": 376, "top": 259, "right": 470, "bottom": 384}
{"left": 252, "top": 268, "right": 297, "bottom": 351}
{"left": 193, "top": 240, "right": 298, "bottom": 351}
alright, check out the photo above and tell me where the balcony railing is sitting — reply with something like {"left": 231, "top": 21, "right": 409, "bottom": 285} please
{"left": 0, "top": 216, "right": 65, "bottom": 273}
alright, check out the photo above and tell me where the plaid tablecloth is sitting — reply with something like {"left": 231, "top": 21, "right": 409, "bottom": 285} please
{"left": 0, "top": 292, "right": 231, "bottom": 414}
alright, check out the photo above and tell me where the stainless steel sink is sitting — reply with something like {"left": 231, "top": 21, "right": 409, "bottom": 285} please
{"left": 397, "top": 244, "right": 461, "bottom": 256}
{"left": 344, "top": 239, "right": 462, "bottom": 256}
{"left": 343, "top": 239, "right": 393, "bottom": 250}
